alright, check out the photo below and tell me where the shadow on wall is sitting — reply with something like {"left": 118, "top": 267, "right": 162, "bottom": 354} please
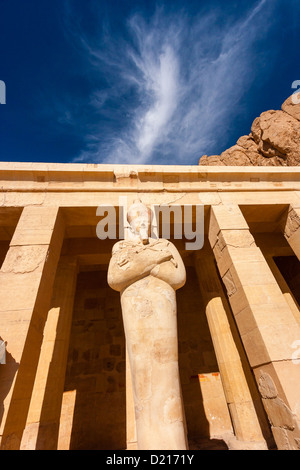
{"left": 274, "top": 256, "right": 300, "bottom": 307}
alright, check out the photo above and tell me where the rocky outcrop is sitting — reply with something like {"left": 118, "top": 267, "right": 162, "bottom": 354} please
{"left": 199, "top": 95, "right": 300, "bottom": 166}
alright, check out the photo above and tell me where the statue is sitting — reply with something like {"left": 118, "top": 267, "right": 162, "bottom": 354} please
{"left": 108, "top": 200, "right": 188, "bottom": 450}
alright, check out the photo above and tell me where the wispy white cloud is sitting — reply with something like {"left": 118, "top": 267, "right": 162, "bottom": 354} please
{"left": 66, "top": 0, "right": 277, "bottom": 165}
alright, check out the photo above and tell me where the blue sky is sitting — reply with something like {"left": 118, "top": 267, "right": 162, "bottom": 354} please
{"left": 0, "top": 0, "right": 300, "bottom": 165}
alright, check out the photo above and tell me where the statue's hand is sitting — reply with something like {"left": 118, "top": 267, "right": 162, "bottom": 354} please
{"left": 147, "top": 240, "right": 186, "bottom": 289}
{"left": 108, "top": 239, "right": 185, "bottom": 292}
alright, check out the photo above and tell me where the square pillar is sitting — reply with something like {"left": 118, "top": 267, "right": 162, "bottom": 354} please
{"left": 194, "top": 252, "right": 271, "bottom": 449}
{"left": 283, "top": 205, "right": 300, "bottom": 261}
{"left": 0, "top": 206, "right": 65, "bottom": 449}
{"left": 209, "top": 204, "right": 300, "bottom": 450}
{"left": 20, "top": 256, "right": 78, "bottom": 450}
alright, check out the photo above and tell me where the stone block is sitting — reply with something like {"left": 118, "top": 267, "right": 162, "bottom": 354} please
{"left": 0, "top": 271, "right": 45, "bottom": 311}
{"left": 255, "top": 362, "right": 300, "bottom": 422}
{"left": 216, "top": 229, "right": 255, "bottom": 251}
{"left": 1, "top": 245, "right": 49, "bottom": 274}
{"left": 229, "top": 283, "right": 288, "bottom": 316}
{"left": 209, "top": 205, "right": 250, "bottom": 248}
{"left": 284, "top": 206, "right": 300, "bottom": 259}
{"left": 241, "top": 321, "right": 300, "bottom": 368}
{"left": 285, "top": 206, "right": 300, "bottom": 239}
{"left": 252, "top": 363, "right": 300, "bottom": 449}
{"left": 10, "top": 207, "right": 63, "bottom": 246}
{"left": 235, "top": 301, "right": 298, "bottom": 337}
{"left": 216, "top": 245, "right": 263, "bottom": 278}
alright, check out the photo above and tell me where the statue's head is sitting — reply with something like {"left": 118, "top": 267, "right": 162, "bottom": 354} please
{"left": 127, "top": 199, "right": 151, "bottom": 244}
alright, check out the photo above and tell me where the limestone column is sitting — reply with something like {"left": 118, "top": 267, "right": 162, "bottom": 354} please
{"left": 108, "top": 200, "right": 188, "bottom": 450}
{"left": 57, "top": 390, "right": 77, "bottom": 450}
{"left": 283, "top": 205, "right": 300, "bottom": 261}
{"left": 209, "top": 204, "right": 300, "bottom": 450}
{"left": 0, "top": 206, "right": 65, "bottom": 450}
{"left": 20, "top": 256, "right": 78, "bottom": 450}
{"left": 194, "top": 252, "right": 270, "bottom": 450}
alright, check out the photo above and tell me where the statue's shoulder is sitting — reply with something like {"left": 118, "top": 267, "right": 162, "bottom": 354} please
{"left": 111, "top": 239, "right": 142, "bottom": 256}
{"left": 148, "top": 238, "right": 174, "bottom": 249}
{"left": 112, "top": 240, "right": 130, "bottom": 254}
{"left": 111, "top": 238, "right": 174, "bottom": 256}
{"left": 148, "top": 237, "right": 168, "bottom": 245}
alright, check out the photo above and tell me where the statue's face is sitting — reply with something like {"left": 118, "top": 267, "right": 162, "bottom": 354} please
{"left": 128, "top": 203, "right": 151, "bottom": 244}
{"left": 130, "top": 213, "right": 150, "bottom": 244}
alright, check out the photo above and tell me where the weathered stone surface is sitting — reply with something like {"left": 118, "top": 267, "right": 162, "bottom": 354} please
{"left": 284, "top": 206, "right": 300, "bottom": 261}
{"left": 209, "top": 204, "right": 300, "bottom": 450}
{"left": 252, "top": 110, "right": 300, "bottom": 166}
{"left": 0, "top": 207, "right": 65, "bottom": 450}
{"left": 0, "top": 161, "right": 300, "bottom": 451}
{"left": 200, "top": 95, "right": 300, "bottom": 166}
{"left": 194, "top": 253, "right": 269, "bottom": 448}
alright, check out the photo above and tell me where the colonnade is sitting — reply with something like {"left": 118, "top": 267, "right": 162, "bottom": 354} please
{"left": 0, "top": 203, "right": 299, "bottom": 450}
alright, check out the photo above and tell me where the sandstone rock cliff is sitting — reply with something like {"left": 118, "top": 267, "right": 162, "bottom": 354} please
{"left": 199, "top": 95, "right": 300, "bottom": 166}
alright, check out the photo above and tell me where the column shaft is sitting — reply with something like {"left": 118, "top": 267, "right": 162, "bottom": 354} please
{"left": 209, "top": 204, "right": 300, "bottom": 450}
{"left": 0, "top": 206, "right": 65, "bottom": 449}
{"left": 20, "top": 256, "right": 78, "bottom": 450}
{"left": 194, "top": 252, "right": 270, "bottom": 449}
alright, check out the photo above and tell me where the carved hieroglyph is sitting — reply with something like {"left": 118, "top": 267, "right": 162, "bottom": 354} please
{"left": 108, "top": 200, "right": 188, "bottom": 450}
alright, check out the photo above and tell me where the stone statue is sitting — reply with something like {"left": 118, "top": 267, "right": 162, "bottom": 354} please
{"left": 108, "top": 200, "right": 188, "bottom": 450}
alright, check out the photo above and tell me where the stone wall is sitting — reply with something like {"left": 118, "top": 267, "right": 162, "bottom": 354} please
{"left": 63, "top": 269, "right": 126, "bottom": 450}
{"left": 61, "top": 263, "right": 233, "bottom": 450}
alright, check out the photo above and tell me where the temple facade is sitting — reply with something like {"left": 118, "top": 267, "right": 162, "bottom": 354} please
{"left": 0, "top": 162, "right": 299, "bottom": 450}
